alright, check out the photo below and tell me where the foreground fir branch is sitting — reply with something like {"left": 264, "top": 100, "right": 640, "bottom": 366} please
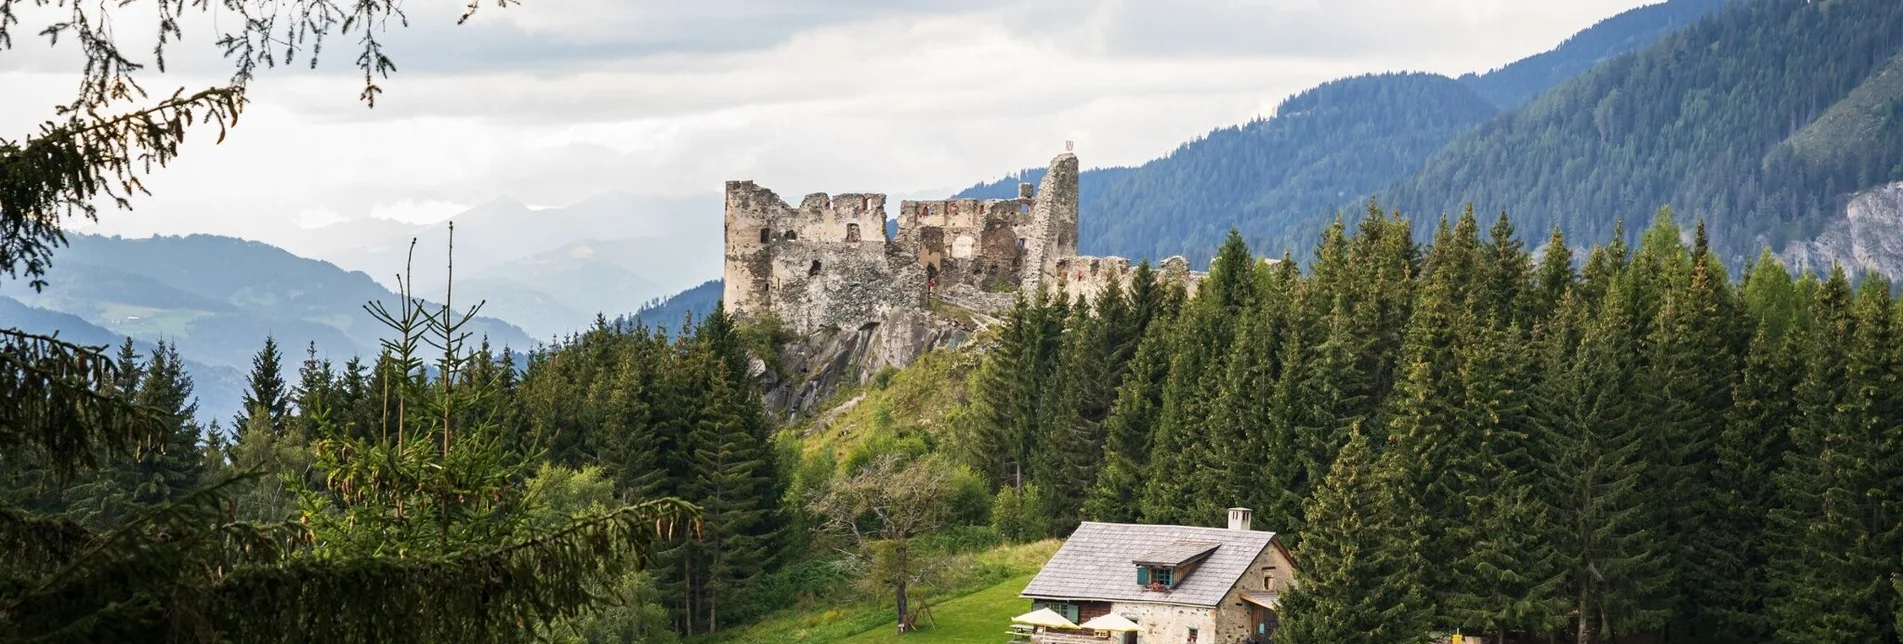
{"left": 0, "top": 329, "right": 164, "bottom": 475}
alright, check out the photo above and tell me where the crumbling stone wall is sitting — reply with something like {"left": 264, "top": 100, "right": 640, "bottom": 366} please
{"left": 722, "top": 183, "right": 926, "bottom": 333}
{"left": 1055, "top": 255, "right": 1209, "bottom": 303}
{"left": 725, "top": 152, "right": 1198, "bottom": 336}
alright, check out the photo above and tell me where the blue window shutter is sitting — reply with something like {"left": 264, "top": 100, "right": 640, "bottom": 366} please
{"left": 1137, "top": 567, "right": 1150, "bottom": 585}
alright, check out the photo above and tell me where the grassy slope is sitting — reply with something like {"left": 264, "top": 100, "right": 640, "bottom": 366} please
{"left": 840, "top": 573, "right": 1035, "bottom": 644}
{"left": 698, "top": 540, "right": 1058, "bottom": 644}
{"left": 784, "top": 332, "right": 988, "bottom": 463}
{"left": 1790, "top": 51, "right": 1903, "bottom": 166}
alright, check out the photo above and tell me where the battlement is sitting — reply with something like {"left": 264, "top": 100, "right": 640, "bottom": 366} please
{"left": 722, "top": 153, "right": 1193, "bottom": 335}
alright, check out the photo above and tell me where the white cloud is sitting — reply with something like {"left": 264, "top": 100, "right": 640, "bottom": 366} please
{"left": 0, "top": 0, "right": 1662, "bottom": 253}
{"left": 298, "top": 208, "right": 348, "bottom": 229}
{"left": 368, "top": 199, "right": 474, "bottom": 225}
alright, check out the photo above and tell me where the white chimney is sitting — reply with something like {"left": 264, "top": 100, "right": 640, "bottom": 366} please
{"left": 1227, "top": 507, "right": 1253, "bottom": 531}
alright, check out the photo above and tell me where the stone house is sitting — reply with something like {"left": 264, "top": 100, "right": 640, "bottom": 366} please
{"left": 1020, "top": 509, "right": 1297, "bottom": 644}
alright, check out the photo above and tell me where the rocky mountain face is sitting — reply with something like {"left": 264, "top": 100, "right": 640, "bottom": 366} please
{"left": 1780, "top": 182, "right": 1903, "bottom": 279}
{"left": 757, "top": 307, "right": 977, "bottom": 422}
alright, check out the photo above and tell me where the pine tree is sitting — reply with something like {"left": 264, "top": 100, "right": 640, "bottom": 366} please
{"left": 1770, "top": 273, "right": 1899, "bottom": 642}
{"left": 1277, "top": 428, "right": 1434, "bottom": 644}
{"left": 1640, "top": 223, "right": 1740, "bottom": 639}
{"left": 1035, "top": 301, "right": 1113, "bottom": 535}
{"left": 235, "top": 335, "right": 290, "bottom": 436}
{"left": 1379, "top": 276, "right": 1480, "bottom": 625}
{"left": 961, "top": 293, "right": 1062, "bottom": 489}
{"left": 1477, "top": 210, "right": 1531, "bottom": 327}
{"left": 1535, "top": 285, "right": 1670, "bottom": 642}
{"left": 1268, "top": 295, "right": 1368, "bottom": 546}
{"left": 1529, "top": 227, "right": 1576, "bottom": 327}
{"left": 1140, "top": 231, "right": 1255, "bottom": 525}
{"left": 289, "top": 341, "right": 334, "bottom": 438}
{"left": 1706, "top": 320, "right": 1797, "bottom": 641}
{"left": 1083, "top": 321, "right": 1172, "bottom": 524}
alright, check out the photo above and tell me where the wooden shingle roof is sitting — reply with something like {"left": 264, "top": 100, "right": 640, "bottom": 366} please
{"left": 1021, "top": 522, "right": 1278, "bottom": 607}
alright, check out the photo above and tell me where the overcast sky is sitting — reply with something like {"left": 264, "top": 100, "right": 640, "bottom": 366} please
{"left": 1, "top": 0, "right": 1655, "bottom": 247}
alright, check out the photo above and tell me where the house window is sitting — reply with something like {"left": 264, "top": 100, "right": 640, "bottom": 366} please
{"left": 786, "top": 230, "right": 799, "bottom": 241}
{"left": 760, "top": 228, "right": 771, "bottom": 244}
{"left": 1187, "top": 627, "right": 1199, "bottom": 643}
{"left": 846, "top": 223, "right": 862, "bottom": 243}
{"left": 1153, "top": 567, "right": 1174, "bottom": 588}
{"left": 1034, "top": 602, "right": 1079, "bottom": 624}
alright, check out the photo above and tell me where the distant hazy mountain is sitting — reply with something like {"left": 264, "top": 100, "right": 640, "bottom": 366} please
{"left": 0, "top": 295, "right": 246, "bottom": 429}
{"left": 1456, "top": 0, "right": 1730, "bottom": 109}
{"left": 954, "top": 0, "right": 1726, "bottom": 266}
{"left": 0, "top": 234, "right": 535, "bottom": 424}
{"left": 306, "top": 192, "right": 723, "bottom": 337}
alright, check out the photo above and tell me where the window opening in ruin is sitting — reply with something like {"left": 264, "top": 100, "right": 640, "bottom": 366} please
{"left": 846, "top": 223, "right": 861, "bottom": 243}
{"left": 1016, "top": 238, "right": 1027, "bottom": 249}
{"left": 926, "top": 263, "right": 939, "bottom": 279}
{"left": 786, "top": 230, "right": 798, "bottom": 241}
{"left": 809, "top": 260, "right": 821, "bottom": 276}
{"left": 760, "top": 228, "right": 771, "bottom": 244}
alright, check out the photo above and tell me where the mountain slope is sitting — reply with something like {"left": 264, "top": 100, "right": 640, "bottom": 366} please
{"left": 1, "top": 233, "right": 535, "bottom": 373}
{"left": 1390, "top": 0, "right": 1903, "bottom": 268}
{"left": 954, "top": 0, "right": 1718, "bottom": 265}
{"left": 1457, "top": 0, "right": 1730, "bottom": 109}
{"left": 0, "top": 295, "right": 246, "bottom": 427}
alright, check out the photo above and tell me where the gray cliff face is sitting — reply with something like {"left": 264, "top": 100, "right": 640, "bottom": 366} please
{"left": 758, "top": 307, "right": 973, "bottom": 421}
{"left": 1781, "top": 181, "right": 1903, "bottom": 278}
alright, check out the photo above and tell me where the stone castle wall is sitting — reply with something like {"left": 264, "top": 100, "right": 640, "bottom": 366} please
{"left": 723, "top": 152, "right": 1199, "bottom": 335}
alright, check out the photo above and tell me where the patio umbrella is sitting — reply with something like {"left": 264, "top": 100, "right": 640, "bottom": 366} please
{"left": 1080, "top": 614, "right": 1141, "bottom": 632}
{"left": 1013, "top": 608, "right": 1078, "bottom": 629}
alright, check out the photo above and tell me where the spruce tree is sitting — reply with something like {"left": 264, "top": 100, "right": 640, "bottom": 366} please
{"left": 1379, "top": 276, "right": 1480, "bottom": 625}
{"left": 1640, "top": 226, "right": 1740, "bottom": 638}
{"left": 1530, "top": 228, "right": 1576, "bottom": 327}
{"left": 1277, "top": 428, "right": 1433, "bottom": 644}
{"left": 1535, "top": 285, "right": 1670, "bottom": 641}
{"left": 1083, "top": 321, "right": 1171, "bottom": 524}
{"left": 236, "top": 335, "right": 290, "bottom": 436}
{"left": 1707, "top": 321, "right": 1796, "bottom": 641}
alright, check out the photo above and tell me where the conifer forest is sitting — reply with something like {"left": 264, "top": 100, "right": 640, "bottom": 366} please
{"left": 7, "top": 0, "right": 1903, "bottom": 642}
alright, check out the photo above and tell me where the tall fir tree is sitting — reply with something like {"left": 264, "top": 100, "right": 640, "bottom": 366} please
{"left": 235, "top": 335, "right": 290, "bottom": 436}
{"left": 1277, "top": 428, "right": 1434, "bottom": 644}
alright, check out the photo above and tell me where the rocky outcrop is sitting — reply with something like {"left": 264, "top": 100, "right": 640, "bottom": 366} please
{"left": 1780, "top": 181, "right": 1903, "bottom": 278}
{"left": 759, "top": 307, "right": 974, "bottom": 421}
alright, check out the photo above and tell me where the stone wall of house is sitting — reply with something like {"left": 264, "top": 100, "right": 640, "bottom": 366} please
{"left": 1208, "top": 537, "right": 1300, "bottom": 643}
{"left": 1110, "top": 601, "right": 1219, "bottom": 643}
{"left": 1088, "top": 537, "right": 1296, "bottom": 644}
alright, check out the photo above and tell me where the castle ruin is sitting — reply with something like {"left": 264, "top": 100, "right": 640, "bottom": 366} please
{"left": 723, "top": 153, "right": 1201, "bottom": 335}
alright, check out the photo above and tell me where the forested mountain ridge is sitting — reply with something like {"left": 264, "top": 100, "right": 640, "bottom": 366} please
{"left": 1393, "top": 0, "right": 1903, "bottom": 273}
{"left": 951, "top": 0, "right": 1726, "bottom": 267}
{"left": 1083, "top": 73, "right": 1497, "bottom": 265}
{"left": 1456, "top": 0, "right": 1730, "bottom": 109}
